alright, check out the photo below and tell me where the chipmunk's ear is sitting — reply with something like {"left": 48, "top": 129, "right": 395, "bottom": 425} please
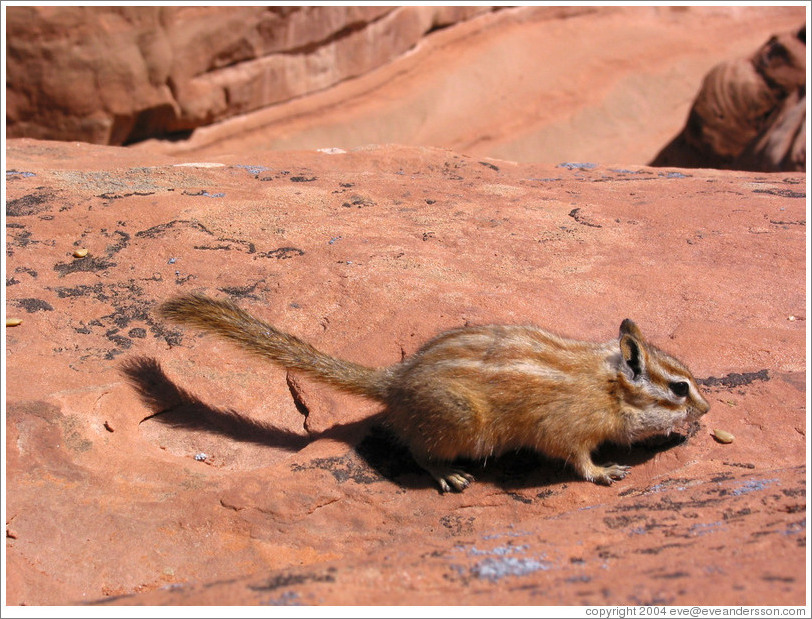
{"left": 619, "top": 318, "right": 644, "bottom": 340}
{"left": 619, "top": 319, "right": 647, "bottom": 379}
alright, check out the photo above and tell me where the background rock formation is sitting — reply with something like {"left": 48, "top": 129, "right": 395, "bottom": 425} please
{"left": 5, "top": 5, "right": 494, "bottom": 145}
{"left": 650, "top": 25, "right": 806, "bottom": 172}
{"left": 5, "top": 5, "right": 806, "bottom": 167}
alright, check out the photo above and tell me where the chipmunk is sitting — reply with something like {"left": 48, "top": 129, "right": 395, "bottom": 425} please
{"left": 159, "top": 294, "right": 710, "bottom": 492}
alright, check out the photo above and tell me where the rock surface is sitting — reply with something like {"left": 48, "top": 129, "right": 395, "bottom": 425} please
{"left": 6, "top": 6, "right": 806, "bottom": 168}
{"left": 4, "top": 139, "right": 806, "bottom": 605}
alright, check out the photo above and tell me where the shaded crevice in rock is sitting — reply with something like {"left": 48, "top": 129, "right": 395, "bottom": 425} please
{"left": 97, "top": 191, "right": 157, "bottom": 200}
{"left": 285, "top": 372, "right": 313, "bottom": 436}
{"left": 115, "top": 104, "right": 190, "bottom": 146}
{"left": 697, "top": 369, "right": 770, "bottom": 389}
{"left": 217, "top": 281, "right": 265, "bottom": 299}
{"left": 567, "top": 207, "right": 602, "bottom": 228}
{"left": 135, "top": 219, "right": 215, "bottom": 239}
{"left": 255, "top": 247, "right": 305, "bottom": 260}
{"left": 245, "top": 568, "right": 337, "bottom": 592}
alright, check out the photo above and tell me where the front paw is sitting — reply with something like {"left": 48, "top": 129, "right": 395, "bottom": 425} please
{"left": 593, "top": 463, "right": 631, "bottom": 485}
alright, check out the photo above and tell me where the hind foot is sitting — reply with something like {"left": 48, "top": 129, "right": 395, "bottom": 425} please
{"left": 413, "top": 455, "right": 474, "bottom": 492}
{"left": 435, "top": 469, "right": 475, "bottom": 493}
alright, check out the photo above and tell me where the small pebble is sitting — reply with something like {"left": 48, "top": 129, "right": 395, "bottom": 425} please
{"left": 194, "top": 453, "right": 208, "bottom": 462}
{"left": 73, "top": 248, "right": 88, "bottom": 258}
{"left": 712, "top": 429, "right": 735, "bottom": 444}
{"left": 6, "top": 318, "right": 23, "bottom": 327}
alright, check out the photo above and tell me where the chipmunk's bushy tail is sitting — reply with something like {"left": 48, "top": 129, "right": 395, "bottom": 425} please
{"left": 159, "top": 294, "right": 389, "bottom": 401}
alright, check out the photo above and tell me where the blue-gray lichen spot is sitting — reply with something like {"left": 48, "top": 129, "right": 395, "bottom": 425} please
{"left": 730, "top": 478, "right": 778, "bottom": 496}
{"left": 262, "top": 591, "right": 302, "bottom": 606}
{"left": 458, "top": 544, "right": 551, "bottom": 582}
{"left": 183, "top": 190, "right": 225, "bottom": 198}
{"left": 689, "top": 521, "right": 725, "bottom": 536}
{"left": 234, "top": 164, "right": 269, "bottom": 176}
{"left": 467, "top": 544, "right": 529, "bottom": 556}
{"left": 609, "top": 168, "right": 646, "bottom": 174}
{"left": 557, "top": 162, "right": 597, "bottom": 170}
{"left": 471, "top": 556, "right": 551, "bottom": 582}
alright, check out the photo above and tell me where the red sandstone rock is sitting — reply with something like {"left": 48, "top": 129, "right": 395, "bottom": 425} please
{"left": 4, "top": 139, "right": 806, "bottom": 605}
{"left": 6, "top": 6, "right": 806, "bottom": 169}
{"left": 5, "top": 5, "right": 492, "bottom": 145}
{"left": 129, "top": 6, "right": 805, "bottom": 167}
{"left": 650, "top": 25, "right": 806, "bottom": 172}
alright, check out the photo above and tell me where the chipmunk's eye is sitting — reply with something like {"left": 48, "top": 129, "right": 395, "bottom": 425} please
{"left": 669, "top": 381, "right": 689, "bottom": 397}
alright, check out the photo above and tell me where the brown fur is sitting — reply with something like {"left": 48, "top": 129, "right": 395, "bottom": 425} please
{"left": 159, "top": 294, "right": 710, "bottom": 492}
